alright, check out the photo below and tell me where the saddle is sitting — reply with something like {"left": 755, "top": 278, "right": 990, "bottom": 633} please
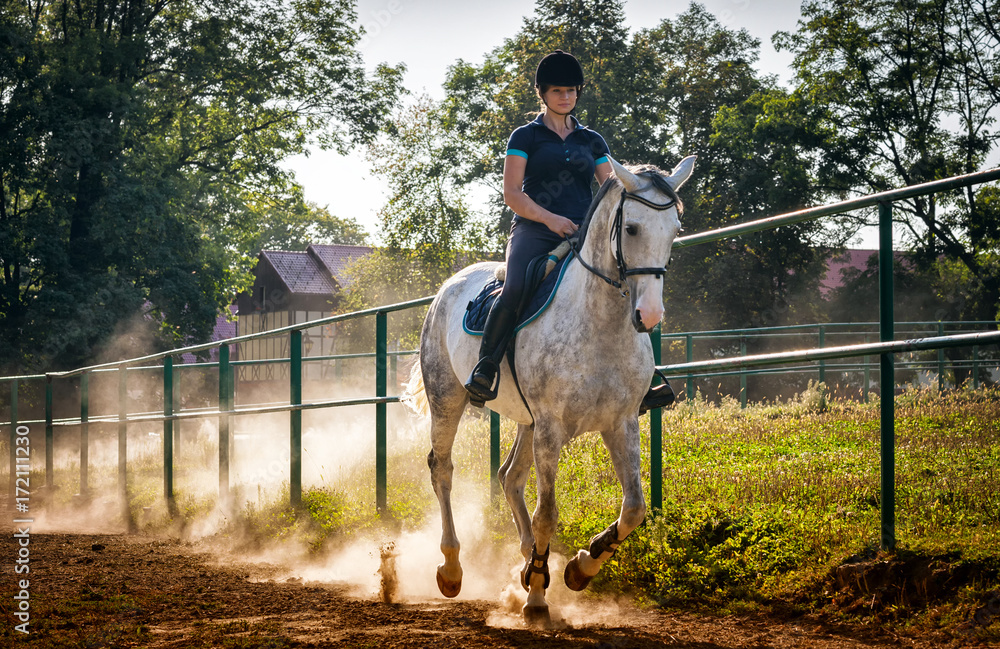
{"left": 463, "top": 241, "right": 573, "bottom": 336}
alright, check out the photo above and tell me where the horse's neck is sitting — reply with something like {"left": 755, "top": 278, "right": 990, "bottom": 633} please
{"left": 571, "top": 201, "right": 633, "bottom": 334}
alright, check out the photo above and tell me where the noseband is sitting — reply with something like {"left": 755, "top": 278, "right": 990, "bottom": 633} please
{"left": 567, "top": 186, "right": 681, "bottom": 298}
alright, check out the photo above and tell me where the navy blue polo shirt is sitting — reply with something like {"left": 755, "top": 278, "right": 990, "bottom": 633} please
{"left": 507, "top": 114, "right": 611, "bottom": 225}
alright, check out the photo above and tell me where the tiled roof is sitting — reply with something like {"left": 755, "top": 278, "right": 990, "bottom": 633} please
{"left": 262, "top": 250, "right": 337, "bottom": 295}
{"left": 308, "top": 244, "right": 374, "bottom": 288}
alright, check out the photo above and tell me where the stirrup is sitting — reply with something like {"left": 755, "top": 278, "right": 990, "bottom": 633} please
{"left": 640, "top": 371, "right": 674, "bottom": 414}
{"left": 465, "top": 357, "right": 500, "bottom": 407}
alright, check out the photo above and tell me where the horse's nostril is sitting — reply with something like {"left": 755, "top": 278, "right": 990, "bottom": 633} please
{"left": 634, "top": 310, "right": 649, "bottom": 332}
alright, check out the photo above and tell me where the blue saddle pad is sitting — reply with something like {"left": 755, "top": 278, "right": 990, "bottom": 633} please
{"left": 463, "top": 254, "right": 573, "bottom": 335}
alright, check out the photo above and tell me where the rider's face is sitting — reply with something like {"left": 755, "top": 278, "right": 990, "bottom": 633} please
{"left": 543, "top": 86, "right": 578, "bottom": 114}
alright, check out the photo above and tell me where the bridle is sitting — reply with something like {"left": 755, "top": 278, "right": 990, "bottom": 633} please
{"left": 566, "top": 184, "right": 682, "bottom": 298}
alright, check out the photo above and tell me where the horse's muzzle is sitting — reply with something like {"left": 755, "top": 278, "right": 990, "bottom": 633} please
{"left": 632, "top": 309, "right": 653, "bottom": 333}
{"left": 629, "top": 276, "right": 664, "bottom": 333}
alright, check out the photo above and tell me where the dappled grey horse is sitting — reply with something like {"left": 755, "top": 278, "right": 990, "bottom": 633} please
{"left": 404, "top": 156, "right": 695, "bottom": 625}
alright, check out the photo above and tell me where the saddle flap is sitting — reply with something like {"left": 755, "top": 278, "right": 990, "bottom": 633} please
{"left": 463, "top": 253, "right": 573, "bottom": 336}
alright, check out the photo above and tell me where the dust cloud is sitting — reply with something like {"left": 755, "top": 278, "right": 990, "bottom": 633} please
{"left": 15, "top": 348, "right": 644, "bottom": 631}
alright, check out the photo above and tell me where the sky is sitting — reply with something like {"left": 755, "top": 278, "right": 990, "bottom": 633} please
{"left": 283, "top": 0, "right": 807, "bottom": 244}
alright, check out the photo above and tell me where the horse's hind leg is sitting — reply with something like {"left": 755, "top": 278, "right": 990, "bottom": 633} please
{"left": 425, "top": 365, "right": 469, "bottom": 598}
{"left": 498, "top": 423, "right": 534, "bottom": 560}
{"left": 564, "top": 417, "right": 647, "bottom": 591}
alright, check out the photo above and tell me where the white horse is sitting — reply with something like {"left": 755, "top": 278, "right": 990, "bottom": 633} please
{"left": 404, "top": 156, "right": 695, "bottom": 625}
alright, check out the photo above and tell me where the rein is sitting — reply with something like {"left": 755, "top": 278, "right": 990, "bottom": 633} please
{"left": 566, "top": 186, "right": 680, "bottom": 298}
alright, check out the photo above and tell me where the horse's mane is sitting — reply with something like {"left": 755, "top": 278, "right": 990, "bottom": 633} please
{"left": 574, "top": 164, "right": 684, "bottom": 248}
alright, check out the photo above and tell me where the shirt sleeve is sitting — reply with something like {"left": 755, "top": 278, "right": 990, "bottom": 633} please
{"left": 589, "top": 131, "right": 611, "bottom": 165}
{"left": 506, "top": 125, "right": 531, "bottom": 159}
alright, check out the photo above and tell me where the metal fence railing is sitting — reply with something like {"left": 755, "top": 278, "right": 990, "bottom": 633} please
{"left": 4, "top": 166, "right": 1000, "bottom": 551}
{"left": 661, "top": 320, "right": 1000, "bottom": 406}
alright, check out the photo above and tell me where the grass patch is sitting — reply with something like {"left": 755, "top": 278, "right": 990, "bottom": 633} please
{"left": 551, "top": 384, "right": 999, "bottom": 639}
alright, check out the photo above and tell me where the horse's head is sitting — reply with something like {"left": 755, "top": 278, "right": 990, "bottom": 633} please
{"left": 603, "top": 156, "right": 695, "bottom": 333}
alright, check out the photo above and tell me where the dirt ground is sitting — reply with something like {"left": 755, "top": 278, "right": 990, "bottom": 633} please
{"left": 1, "top": 531, "right": 994, "bottom": 648}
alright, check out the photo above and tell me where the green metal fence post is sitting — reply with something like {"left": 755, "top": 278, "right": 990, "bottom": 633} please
{"left": 649, "top": 324, "right": 663, "bottom": 512}
{"left": 80, "top": 371, "right": 89, "bottom": 497}
{"left": 290, "top": 331, "right": 303, "bottom": 509}
{"left": 375, "top": 311, "right": 388, "bottom": 516}
{"left": 163, "top": 356, "right": 174, "bottom": 510}
{"left": 118, "top": 364, "right": 128, "bottom": 512}
{"left": 685, "top": 334, "right": 694, "bottom": 401}
{"left": 878, "top": 201, "right": 896, "bottom": 551}
{"left": 937, "top": 322, "right": 945, "bottom": 392}
{"left": 219, "top": 345, "right": 231, "bottom": 509}
{"left": 45, "top": 376, "right": 53, "bottom": 489}
{"left": 490, "top": 410, "right": 500, "bottom": 501}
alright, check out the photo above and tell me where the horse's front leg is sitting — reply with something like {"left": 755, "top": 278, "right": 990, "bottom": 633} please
{"left": 498, "top": 423, "right": 535, "bottom": 560}
{"left": 521, "top": 427, "right": 562, "bottom": 626}
{"left": 564, "top": 416, "right": 646, "bottom": 591}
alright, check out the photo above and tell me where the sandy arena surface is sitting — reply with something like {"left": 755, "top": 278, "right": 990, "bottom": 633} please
{"left": 3, "top": 531, "right": 995, "bottom": 648}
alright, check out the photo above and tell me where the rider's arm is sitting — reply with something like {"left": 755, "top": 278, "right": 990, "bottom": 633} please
{"left": 595, "top": 159, "right": 613, "bottom": 186}
{"left": 503, "top": 154, "right": 579, "bottom": 238}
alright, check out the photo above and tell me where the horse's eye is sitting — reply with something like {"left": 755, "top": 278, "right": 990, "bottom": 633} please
{"left": 625, "top": 224, "right": 638, "bottom": 236}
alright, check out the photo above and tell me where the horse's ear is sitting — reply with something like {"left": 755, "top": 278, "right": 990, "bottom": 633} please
{"left": 667, "top": 155, "right": 697, "bottom": 191}
{"left": 610, "top": 157, "right": 643, "bottom": 193}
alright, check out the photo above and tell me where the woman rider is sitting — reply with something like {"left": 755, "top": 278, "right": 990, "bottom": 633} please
{"left": 465, "top": 50, "right": 674, "bottom": 413}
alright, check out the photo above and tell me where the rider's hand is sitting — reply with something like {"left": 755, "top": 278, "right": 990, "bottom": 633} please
{"left": 546, "top": 214, "right": 579, "bottom": 237}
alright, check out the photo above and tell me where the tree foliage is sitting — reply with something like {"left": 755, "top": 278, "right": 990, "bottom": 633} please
{"left": 438, "top": 0, "right": 829, "bottom": 335}
{"left": 0, "top": 0, "right": 401, "bottom": 371}
{"left": 776, "top": 0, "right": 1000, "bottom": 319}
{"left": 366, "top": 94, "right": 488, "bottom": 254}
{"left": 247, "top": 195, "right": 370, "bottom": 253}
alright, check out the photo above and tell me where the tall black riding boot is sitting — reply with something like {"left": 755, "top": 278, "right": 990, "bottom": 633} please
{"left": 465, "top": 299, "right": 518, "bottom": 407}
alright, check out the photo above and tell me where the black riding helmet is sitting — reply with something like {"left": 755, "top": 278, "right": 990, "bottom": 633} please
{"left": 534, "top": 50, "right": 585, "bottom": 88}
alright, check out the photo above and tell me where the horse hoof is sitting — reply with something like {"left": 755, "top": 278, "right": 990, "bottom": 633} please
{"left": 563, "top": 555, "right": 593, "bottom": 592}
{"left": 436, "top": 566, "right": 462, "bottom": 598}
{"left": 522, "top": 604, "right": 551, "bottom": 628}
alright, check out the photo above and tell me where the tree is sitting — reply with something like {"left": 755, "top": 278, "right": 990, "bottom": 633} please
{"left": 0, "top": 0, "right": 402, "bottom": 371}
{"left": 640, "top": 6, "right": 830, "bottom": 334}
{"left": 441, "top": 0, "right": 635, "bottom": 242}
{"left": 248, "top": 195, "right": 370, "bottom": 253}
{"left": 334, "top": 249, "right": 456, "bottom": 352}
{"left": 366, "top": 94, "right": 488, "bottom": 254}
{"left": 775, "top": 0, "right": 1000, "bottom": 320}
{"left": 440, "top": 1, "right": 829, "bottom": 335}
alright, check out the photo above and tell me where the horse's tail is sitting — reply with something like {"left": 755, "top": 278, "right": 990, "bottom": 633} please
{"left": 401, "top": 355, "right": 429, "bottom": 417}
